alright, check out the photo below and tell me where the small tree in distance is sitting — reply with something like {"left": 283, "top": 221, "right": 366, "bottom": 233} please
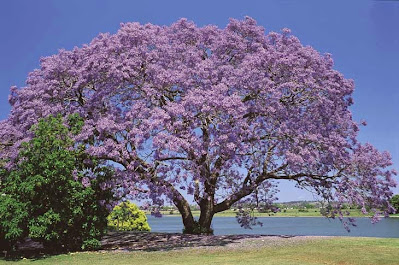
{"left": 0, "top": 17, "right": 396, "bottom": 234}
{"left": 108, "top": 201, "right": 150, "bottom": 232}
{"left": 390, "top": 195, "right": 399, "bottom": 214}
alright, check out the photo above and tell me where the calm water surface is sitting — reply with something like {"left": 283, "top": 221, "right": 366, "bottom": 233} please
{"left": 147, "top": 216, "right": 399, "bottom": 238}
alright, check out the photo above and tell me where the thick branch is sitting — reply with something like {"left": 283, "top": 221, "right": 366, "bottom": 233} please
{"left": 158, "top": 156, "right": 188, "bottom": 162}
{"left": 214, "top": 171, "right": 339, "bottom": 213}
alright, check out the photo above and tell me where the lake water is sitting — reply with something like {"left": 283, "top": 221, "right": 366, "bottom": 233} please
{"left": 147, "top": 216, "right": 399, "bottom": 238}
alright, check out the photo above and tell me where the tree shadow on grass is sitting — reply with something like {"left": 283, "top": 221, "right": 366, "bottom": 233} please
{"left": 0, "top": 238, "right": 68, "bottom": 261}
{"left": 1, "top": 232, "right": 296, "bottom": 260}
{"left": 101, "top": 232, "right": 295, "bottom": 252}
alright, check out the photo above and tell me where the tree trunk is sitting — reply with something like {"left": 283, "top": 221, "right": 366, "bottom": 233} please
{"left": 180, "top": 207, "right": 196, "bottom": 234}
{"left": 198, "top": 198, "right": 215, "bottom": 234}
{"left": 176, "top": 194, "right": 215, "bottom": 235}
{"left": 171, "top": 191, "right": 196, "bottom": 234}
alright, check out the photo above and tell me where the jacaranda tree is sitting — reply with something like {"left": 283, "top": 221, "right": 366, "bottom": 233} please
{"left": 0, "top": 17, "right": 396, "bottom": 234}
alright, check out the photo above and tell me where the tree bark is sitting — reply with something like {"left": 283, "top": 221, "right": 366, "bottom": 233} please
{"left": 171, "top": 190, "right": 196, "bottom": 234}
{"left": 198, "top": 196, "right": 215, "bottom": 234}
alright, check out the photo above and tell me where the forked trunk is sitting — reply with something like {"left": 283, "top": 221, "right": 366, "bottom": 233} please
{"left": 180, "top": 208, "right": 215, "bottom": 235}
{"left": 177, "top": 197, "right": 215, "bottom": 235}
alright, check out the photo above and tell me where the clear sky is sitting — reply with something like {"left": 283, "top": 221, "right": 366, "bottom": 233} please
{"left": 0, "top": 0, "right": 398, "bottom": 201}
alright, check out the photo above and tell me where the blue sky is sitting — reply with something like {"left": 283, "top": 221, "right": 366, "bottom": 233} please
{"left": 0, "top": 0, "right": 398, "bottom": 201}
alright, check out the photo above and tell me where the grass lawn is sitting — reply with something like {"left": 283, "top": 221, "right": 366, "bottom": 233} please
{"left": 1, "top": 237, "right": 398, "bottom": 265}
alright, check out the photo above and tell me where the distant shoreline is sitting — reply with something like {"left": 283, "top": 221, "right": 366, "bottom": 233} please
{"left": 145, "top": 212, "right": 399, "bottom": 218}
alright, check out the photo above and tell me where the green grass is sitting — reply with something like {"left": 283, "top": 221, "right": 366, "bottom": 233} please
{"left": 1, "top": 237, "right": 398, "bottom": 265}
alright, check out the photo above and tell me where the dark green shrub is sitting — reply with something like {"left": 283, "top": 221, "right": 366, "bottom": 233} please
{"left": 81, "top": 238, "right": 101, "bottom": 251}
{"left": 0, "top": 195, "right": 29, "bottom": 250}
{"left": 0, "top": 114, "right": 115, "bottom": 251}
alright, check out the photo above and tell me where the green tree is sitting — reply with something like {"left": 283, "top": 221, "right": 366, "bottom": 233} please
{"left": 0, "top": 114, "right": 115, "bottom": 251}
{"left": 108, "top": 201, "right": 150, "bottom": 232}
{"left": 390, "top": 195, "right": 399, "bottom": 213}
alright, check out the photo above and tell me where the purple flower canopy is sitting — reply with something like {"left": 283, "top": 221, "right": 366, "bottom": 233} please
{"left": 1, "top": 17, "right": 396, "bottom": 230}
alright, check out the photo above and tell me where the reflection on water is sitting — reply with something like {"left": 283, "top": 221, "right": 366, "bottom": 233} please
{"left": 147, "top": 216, "right": 399, "bottom": 238}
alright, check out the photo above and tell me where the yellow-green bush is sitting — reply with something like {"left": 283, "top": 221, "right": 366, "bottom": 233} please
{"left": 107, "top": 201, "right": 150, "bottom": 231}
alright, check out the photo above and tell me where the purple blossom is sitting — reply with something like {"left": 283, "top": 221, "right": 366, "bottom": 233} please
{"left": 81, "top": 177, "right": 91, "bottom": 188}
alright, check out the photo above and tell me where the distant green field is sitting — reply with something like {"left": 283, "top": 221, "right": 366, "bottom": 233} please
{"left": 156, "top": 208, "right": 374, "bottom": 218}
{"left": 2, "top": 237, "right": 398, "bottom": 265}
